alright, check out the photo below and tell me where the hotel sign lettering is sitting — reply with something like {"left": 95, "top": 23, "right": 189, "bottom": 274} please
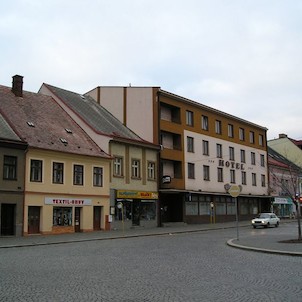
{"left": 218, "top": 160, "right": 244, "bottom": 170}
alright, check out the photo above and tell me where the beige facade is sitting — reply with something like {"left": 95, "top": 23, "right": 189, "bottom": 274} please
{"left": 23, "top": 149, "right": 110, "bottom": 235}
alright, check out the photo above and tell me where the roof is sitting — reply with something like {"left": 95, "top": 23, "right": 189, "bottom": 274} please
{"left": 42, "top": 84, "right": 157, "bottom": 149}
{"left": 0, "top": 84, "right": 111, "bottom": 159}
{"left": 0, "top": 113, "right": 21, "bottom": 141}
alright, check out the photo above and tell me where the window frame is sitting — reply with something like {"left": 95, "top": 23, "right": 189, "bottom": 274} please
{"left": 202, "top": 140, "right": 209, "bottom": 155}
{"left": 73, "top": 164, "right": 84, "bottom": 186}
{"left": 203, "top": 165, "right": 210, "bottom": 181}
{"left": 113, "top": 156, "right": 123, "bottom": 177}
{"left": 188, "top": 163, "right": 195, "bottom": 179}
{"left": 201, "top": 115, "right": 209, "bottom": 131}
{"left": 93, "top": 166, "right": 103, "bottom": 187}
{"left": 30, "top": 159, "right": 43, "bottom": 182}
{"left": 3, "top": 155, "right": 17, "bottom": 180}
{"left": 228, "top": 124, "right": 234, "bottom": 138}
{"left": 131, "top": 159, "right": 141, "bottom": 179}
{"left": 186, "top": 110, "right": 194, "bottom": 126}
{"left": 147, "top": 161, "right": 156, "bottom": 180}
{"left": 187, "top": 136, "right": 194, "bottom": 153}
{"left": 52, "top": 162, "right": 64, "bottom": 184}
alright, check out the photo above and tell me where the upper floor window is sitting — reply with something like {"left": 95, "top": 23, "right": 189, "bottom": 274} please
{"left": 259, "top": 134, "right": 264, "bottom": 146}
{"left": 131, "top": 159, "right": 141, "bottom": 178}
{"left": 239, "top": 128, "right": 245, "bottom": 141}
{"left": 201, "top": 115, "right": 209, "bottom": 131}
{"left": 241, "top": 171, "right": 247, "bottom": 185}
{"left": 230, "top": 169, "right": 236, "bottom": 183}
{"left": 215, "top": 120, "right": 222, "bottom": 134}
{"left": 216, "top": 144, "right": 222, "bottom": 158}
{"left": 93, "top": 167, "right": 103, "bottom": 187}
{"left": 187, "top": 136, "right": 194, "bottom": 152}
{"left": 147, "top": 161, "right": 156, "bottom": 180}
{"left": 73, "top": 164, "right": 84, "bottom": 185}
{"left": 249, "top": 131, "right": 255, "bottom": 144}
{"left": 203, "top": 165, "right": 210, "bottom": 181}
{"left": 229, "top": 147, "right": 235, "bottom": 161}
{"left": 188, "top": 163, "right": 195, "bottom": 179}
{"left": 53, "top": 162, "right": 64, "bottom": 184}
{"left": 113, "top": 156, "right": 123, "bottom": 177}
{"left": 240, "top": 149, "right": 246, "bottom": 163}
{"left": 252, "top": 173, "right": 257, "bottom": 186}
{"left": 251, "top": 152, "right": 256, "bottom": 165}
{"left": 261, "top": 174, "right": 266, "bottom": 187}
{"left": 203, "top": 140, "right": 209, "bottom": 155}
{"left": 260, "top": 154, "right": 265, "bottom": 167}
{"left": 30, "top": 159, "right": 42, "bottom": 182}
{"left": 228, "top": 124, "right": 234, "bottom": 138}
{"left": 217, "top": 167, "right": 223, "bottom": 182}
{"left": 3, "top": 155, "right": 17, "bottom": 180}
{"left": 186, "top": 110, "right": 194, "bottom": 126}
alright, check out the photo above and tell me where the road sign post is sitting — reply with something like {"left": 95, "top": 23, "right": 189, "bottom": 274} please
{"left": 228, "top": 185, "right": 241, "bottom": 241}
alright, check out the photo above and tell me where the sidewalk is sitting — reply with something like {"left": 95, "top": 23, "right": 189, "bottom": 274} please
{"left": 0, "top": 220, "right": 301, "bottom": 256}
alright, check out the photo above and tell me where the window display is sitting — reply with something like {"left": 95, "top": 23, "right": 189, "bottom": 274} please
{"left": 53, "top": 207, "right": 72, "bottom": 226}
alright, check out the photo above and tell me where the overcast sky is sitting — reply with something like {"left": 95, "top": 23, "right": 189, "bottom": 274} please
{"left": 1, "top": 0, "right": 301, "bottom": 140}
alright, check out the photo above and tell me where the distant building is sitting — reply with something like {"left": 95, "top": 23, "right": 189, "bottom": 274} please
{"left": 0, "top": 75, "right": 112, "bottom": 235}
{"left": 86, "top": 86, "right": 271, "bottom": 224}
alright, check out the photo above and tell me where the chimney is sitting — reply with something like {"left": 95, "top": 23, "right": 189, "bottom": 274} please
{"left": 12, "top": 75, "right": 23, "bottom": 97}
{"left": 279, "top": 133, "right": 288, "bottom": 139}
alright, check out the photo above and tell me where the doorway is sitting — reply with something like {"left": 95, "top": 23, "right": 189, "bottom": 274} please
{"left": 93, "top": 206, "right": 102, "bottom": 230}
{"left": 74, "top": 207, "right": 81, "bottom": 232}
{"left": 1, "top": 204, "right": 15, "bottom": 236}
{"left": 28, "top": 206, "right": 40, "bottom": 234}
{"left": 132, "top": 200, "right": 140, "bottom": 226}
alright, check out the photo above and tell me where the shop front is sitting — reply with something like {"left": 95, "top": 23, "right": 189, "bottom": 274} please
{"left": 272, "top": 197, "right": 293, "bottom": 218}
{"left": 111, "top": 190, "right": 158, "bottom": 230}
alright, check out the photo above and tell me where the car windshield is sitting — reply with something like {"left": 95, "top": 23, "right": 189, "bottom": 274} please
{"left": 258, "top": 213, "right": 270, "bottom": 218}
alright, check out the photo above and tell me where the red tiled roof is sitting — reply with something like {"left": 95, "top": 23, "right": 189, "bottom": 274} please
{"left": 0, "top": 85, "right": 111, "bottom": 159}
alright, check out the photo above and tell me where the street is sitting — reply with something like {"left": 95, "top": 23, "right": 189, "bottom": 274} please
{"left": 0, "top": 226, "right": 301, "bottom": 302}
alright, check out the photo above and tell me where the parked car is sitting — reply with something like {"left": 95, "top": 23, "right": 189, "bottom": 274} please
{"left": 251, "top": 213, "right": 280, "bottom": 228}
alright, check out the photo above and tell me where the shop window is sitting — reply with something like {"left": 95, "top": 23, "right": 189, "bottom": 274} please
{"left": 215, "top": 197, "right": 226, "bottom": 215}
{"left": 93, "top": 167, "right": 103, "bottom": 186}
{"left": 115, "top": 200, "right": 132, "bottom": 221}
{"left": 3, "top": 155, "right": 17, "bottom": 180}
{"left": 73, "top": 164, "right": 84, "bottom": 185}
{"left": 185, "top": 201, "right": 198, "bottom": 215}
{"left": 53, "top": 207, "right": 72, "bottom": 226}
{"left": 227, "top": 197, "right": 236, "bottom": 215}
{"left": 30, "top": 159, "right": 42, "bottom": 182}
{"left": 53, "top": 162, "right": 64, "bottom": 184}
{"left": 140, "top": 201, "right": 156, "bottom": 220}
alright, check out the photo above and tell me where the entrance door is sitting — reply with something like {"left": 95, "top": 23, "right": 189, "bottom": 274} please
{"left": 1, "top": 204, "right": 15, "bottom": 236}
{"left": 74, "top": 207, "right": 81, "bottom": 232}
{"left": 132, "top": 200, "right": 140, "bottom": 226}
{"left": 28, "top": 206, "right": 40, "bottom": 234}
{"left": 93, "top": 206, "right": 102, "bottom": 230}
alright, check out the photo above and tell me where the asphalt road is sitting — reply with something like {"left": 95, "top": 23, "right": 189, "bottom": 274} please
{"left": 0, "top": 226, "right": 301, "bottom": 302}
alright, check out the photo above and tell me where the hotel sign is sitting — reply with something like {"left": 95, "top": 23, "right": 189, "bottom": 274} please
{"left": 45, "top": 197, "right": 92, "bottom": 206}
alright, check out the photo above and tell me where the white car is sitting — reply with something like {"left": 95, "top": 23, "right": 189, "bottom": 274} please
{"left": 251, "top": 213, "right": 280, "bottom": 228}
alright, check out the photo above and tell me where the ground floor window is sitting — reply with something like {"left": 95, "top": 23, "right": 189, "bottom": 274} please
{"left": 140, "top": 201, "right": 156, "bottom": 220}
{"left": 53, "top": 207, "right": 72, "bottom": 226}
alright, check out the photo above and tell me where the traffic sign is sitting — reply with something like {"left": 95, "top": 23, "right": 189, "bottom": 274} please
{"left": 228, "top": 185, "right": 240, "bottom": 197}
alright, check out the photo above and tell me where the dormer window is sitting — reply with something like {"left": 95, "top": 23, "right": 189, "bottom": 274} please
{"left": 27, "top": 121, "right": 35, "bottom": 127}
{"left": 60, "top": 138, "right": 68, "bottom": 145}
{"left": 65, "top": 128, "right": 73, "bottom": 134}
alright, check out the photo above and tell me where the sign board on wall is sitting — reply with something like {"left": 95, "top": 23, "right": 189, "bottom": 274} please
{"left": 45, "top": 198, "right": 92, "bottom": 206}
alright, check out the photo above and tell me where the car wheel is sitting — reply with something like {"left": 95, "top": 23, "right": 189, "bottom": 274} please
{"left": 265, "top": 223, "right": 269, "bottom": 228}
{"left": 275, "top": 222, "right": 279, "bottom": 227}
{"left": 253, "top": 225, "right": 256, "bottom": 229}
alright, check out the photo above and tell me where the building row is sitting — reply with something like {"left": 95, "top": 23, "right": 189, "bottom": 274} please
{"left": 0, "top": 75, "right": 300, "bottom": 236}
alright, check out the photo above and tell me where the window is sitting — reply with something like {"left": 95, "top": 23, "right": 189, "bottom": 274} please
{"left": 140, "top": 201, "right": 156, "bottom": 220}
{"left": 260, "top": 154, "right": 265, "bottom": 167}
{"left": 216, "top": 144, "right": 222, "bottom": 158}
{"left": 241, "top": 171, "right": 247, "bottom": 185}
{"left": 229, "top": 147, "right": 235, "bottom": 161}
{"left": 53, "top": 162, "right": 64, "bottom": 184}
{"left": 73, "top": 164, "right": 84, "bottom": 185}
{"left": 251, "top": 152, "right": 256, "bottom": 165}
{"left": 240, "top": 149, "right": 245, "bottom": 163}
{"left": 147, "top": 161, "right": 156, "bottom": 180}
{"left": 230, "top": 169, "right": 235, "bottom": 183}
{"left": 259, "top": 134, "right": 264, "bottom": 146}
{"left": 249, "top": 131, "right": 255, "bottom": 144}
{"left": 30, "top": 159, "right": 42, "bottom": 182}
{"left": 261, "top": 174, "right": 266, "bottom": 187}
{"left": 215, "top": 120, "right": 222, "bottom": 134}
{"left": 187, "top": 136, "right": 194, "bottom": 152}
{"left": 188, "top": 163, "right": 195, "bottom": 179}
{"left": 202, "top": 140, "right": 209, "bottom": 155}
{"left": 131, "top": 159, "right": 141, "bottom": 178}
{"left": 217, "top": 167, "right": 223, "bottom": 182}
{"left": 113, "top": 156, "right": 123, "bottom": 177}
{"left": 3, "top": 155, "right": 17, "bottom": 180}
{"left": 228, "top": 124, "right": 234, "bottom": 138}
{"left": 203, "top": 165, "right": 210, "bottom": 181}
{"left": 201, "top": 115, "right": 208, "bottom": 130}
{"left": 93, "top": 167, "right": 103, "bottom": 186}
{"left": 53, "top": 207, "right": 72, "bottom": 226}
{"left": 252, "top": 173, "right": 257, "bottom": 186}
{"left": 186, "top": 110, "right": 194, "bottom": 126}
{"left": 239, "top": 128, "right": 245, "bottom": 141}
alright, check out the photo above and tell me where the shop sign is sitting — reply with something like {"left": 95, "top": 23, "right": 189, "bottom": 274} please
{"left": 117, "top": 190, "right": 158, "bottom": 199}
{"left": 273, "top": 197, "right": 292, "bottom": 205}
{"left": 45, "top": 197, "right": 92, "bottom": 206}
{"left": 162, "top": 175, "right": 171, "bottom": 184}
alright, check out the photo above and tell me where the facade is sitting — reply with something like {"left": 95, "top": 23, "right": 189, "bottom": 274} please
{"left": 0, "top": 114, "right": 27, "bottom": 236}
{"left": 86, "top": 86, "right": 271, "bottom": 224}
{"left": 39, "top": 84, "right": 159, "bottom": 230}
{"left": 0, "top": 75, "right": 112, "bottom": 235}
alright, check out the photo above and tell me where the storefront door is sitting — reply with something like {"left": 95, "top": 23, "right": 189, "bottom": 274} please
{"left": 93, "top": 206, "right": 102, "bottom": 230}
{"left": 28, "top": 206, "right": 40, "bottom": 234}
{"left": 74, "top": 207, "right": 81, "bottom": 232}
{"left": 132, "top": 200, "right": 140, "bottom": 226}
{"left": 1, "top": 204, "right": 15, "bottom": 236}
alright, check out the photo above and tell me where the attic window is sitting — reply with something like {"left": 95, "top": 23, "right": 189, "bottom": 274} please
{"left": 27, "top": 121, "right": 35, "bottom": 127}
{"left": 80, "top": 95, "right": 85, "bottom": 99}
{"left": 65, "top": 128, "right": 73, "bottom": 134}
{"left": 60, "top": 138, "right": 68, "bottom": 145}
